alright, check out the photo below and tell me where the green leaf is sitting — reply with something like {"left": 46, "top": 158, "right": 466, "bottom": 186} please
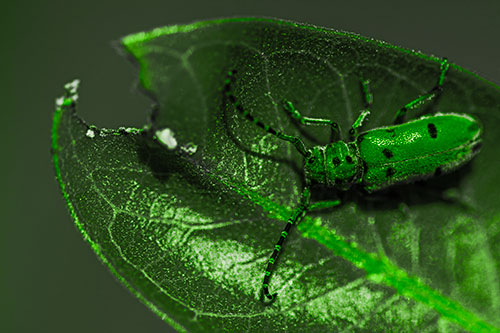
{"left": 53, "top": 17, "right": 500, "bottom": 332}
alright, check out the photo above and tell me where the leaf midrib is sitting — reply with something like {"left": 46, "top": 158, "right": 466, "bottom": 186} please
{"left": 201, "top": 154, "right": 499, "bottom": 332}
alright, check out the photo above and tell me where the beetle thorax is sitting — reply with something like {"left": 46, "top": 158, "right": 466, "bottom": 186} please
{"left": 304, "top": 142, "right": 361, "bottom": 190}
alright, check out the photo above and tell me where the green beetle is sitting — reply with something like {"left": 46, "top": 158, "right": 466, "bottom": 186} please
{"left": 223, "top": 58, "right": 482, "bottom": 303}
{"left": 306, "top": 112, "right": 482, "bottom": 192}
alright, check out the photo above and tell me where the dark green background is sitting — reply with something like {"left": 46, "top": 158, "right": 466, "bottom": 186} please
{"left": 3, "top": 1, "right": 499, "bottom": 332}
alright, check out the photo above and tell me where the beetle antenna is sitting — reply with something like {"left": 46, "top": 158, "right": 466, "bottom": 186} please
{"left": 224, "top": 70, "right": 310, "bottom": 157}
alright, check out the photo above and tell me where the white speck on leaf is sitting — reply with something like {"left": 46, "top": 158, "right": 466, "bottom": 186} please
{"left": 64, "top": 79, "right": 80, "bottom": 95}
{"left": 181, "top": 142, "right": 198, "bottom": 155}
{"left": 156, "top": 128, "right": 178, "bottom": 149}
{"left": 86, "top": 129, "right": 95, "bottom": 138}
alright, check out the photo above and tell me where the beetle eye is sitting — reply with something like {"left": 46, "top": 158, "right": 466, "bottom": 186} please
{"left": 345, "top": 156, "right": 353, "bottom": 163}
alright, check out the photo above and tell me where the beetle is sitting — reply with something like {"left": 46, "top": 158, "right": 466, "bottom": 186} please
{"left": 222, "top": 58, "right": 483, "bottom": 303}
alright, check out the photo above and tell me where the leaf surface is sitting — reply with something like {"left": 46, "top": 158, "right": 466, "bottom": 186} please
{"left": 53, "top": 17, "right": 500, "bottom": 332}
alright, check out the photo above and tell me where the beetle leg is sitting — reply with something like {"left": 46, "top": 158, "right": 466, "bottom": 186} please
{"left": 393, "top": 58, "right": 450, "bottom": 124}
{"left": 349, "top": 79, "right": 372, "bottom": 139}
{"left": 282, "top": 99, "right": 341, "bottom": 142}
{"left": 308, "top": 199, "right": 341, "bottom": 211}
{"left": 349, "top": 109, "right": 370, "bottom": 140}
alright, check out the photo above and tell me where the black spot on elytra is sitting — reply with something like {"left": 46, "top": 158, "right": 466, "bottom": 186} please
{"left": 434, "top": 167, "right": 442, "bottom": 176}
{"left": 386, "top": 167, "right": 395, "bottom": 177}
{"left": 386, "top": 128, "right": 396, "bottom": 137}
{"left": 382, "top": 148, "right": 393, "bottom": 159}
{"left": 345, "top": 155, "right": 353, "bottom": 163}
{"left": 332, "top": 157, "right": 341, "bottom": 166}
{"left": 427, "top": 123, "right": 437, "bottom": 139}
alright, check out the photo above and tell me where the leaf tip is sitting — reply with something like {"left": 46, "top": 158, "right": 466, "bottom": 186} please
{"left": 55, "top": 79, "right": 80, "bottom": 109}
